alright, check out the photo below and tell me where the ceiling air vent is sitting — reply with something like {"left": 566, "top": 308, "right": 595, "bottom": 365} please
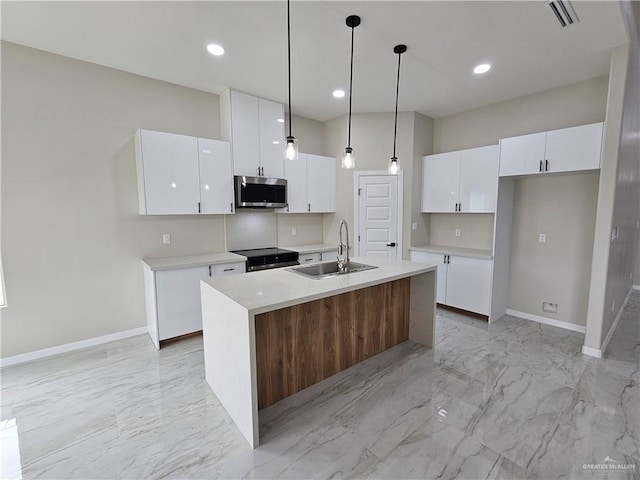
{"left": 547, "top": 0, "right": 580, "bottom": 27}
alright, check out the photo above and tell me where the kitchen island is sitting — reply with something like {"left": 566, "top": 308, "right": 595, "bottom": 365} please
{"left": 200, "top": 257, "right": 437, "bottom": 447}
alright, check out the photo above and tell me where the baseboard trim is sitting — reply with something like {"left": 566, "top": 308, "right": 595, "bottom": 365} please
{"left": 506, "top": 309, "right": 586, "bottom": 333}
{"left": 600, "top": 287, "right": 633, "bottom": 355}
{"left": 0, "top": 327, "right": 147, "bottom": 367}
{"left": 581, "top": 345, "right": 602, "bottom": 358}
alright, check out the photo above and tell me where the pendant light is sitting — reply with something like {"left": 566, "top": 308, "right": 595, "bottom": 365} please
{"left": 284, "top": 0, "right": 298, "bottom": 161}
{"left": 389, "top": 44, "right": 407, "bottom": 175}
{"left": 342, "top": 15, "right": 361, "bottom": 169}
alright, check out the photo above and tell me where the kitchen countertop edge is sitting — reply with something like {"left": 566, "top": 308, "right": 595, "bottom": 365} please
{"left": 142, "top": 252, "right": 247, "bottom": 271}
{"left": 409, "top": 245, "right": 493, "bottom": 260}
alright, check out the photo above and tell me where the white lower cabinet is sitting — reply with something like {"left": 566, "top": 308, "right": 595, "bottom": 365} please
{"left": 147, "top": 261, "right": 245, "bottom": 347}
{"left": 409, "top": 251, "right": 492, "bottom": 315}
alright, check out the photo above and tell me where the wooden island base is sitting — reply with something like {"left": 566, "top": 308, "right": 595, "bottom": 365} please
{"left": 256, "top": 278, "right": 410, "bottom": 409}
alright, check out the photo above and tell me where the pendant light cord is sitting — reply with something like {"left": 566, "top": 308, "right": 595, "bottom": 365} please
{"left": 392, "top": 51, "right": 402, "bottom": 158}
{"left": 287, "top": 0, "right": 293, "bottom": 138}
{"left": 347, "top": 24, "right": 355, "bottom": 148}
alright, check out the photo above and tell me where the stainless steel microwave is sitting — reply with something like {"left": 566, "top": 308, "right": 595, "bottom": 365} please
{"left": 234, "top": 176, "right": 287, "bottom": 208}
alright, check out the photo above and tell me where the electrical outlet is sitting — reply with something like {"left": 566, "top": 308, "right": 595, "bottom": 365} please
{"left": 611, "top": 227, "right": 618, "bottom": 241}
{"left": 411, "top": 222, "right": 417, "bottom": 231}
{"left": 455, "top": 229, "right": 461, "bottom": 237}
{"left": 542, "top": 302, "right": 558, "bottom": 313}
{"left": 162, "top": 234, "right": 171, "bottom": 245}
{"left": 291, "top": 227, "right": 297, "bottom": 236}
{"left": 538, "top": 233, "right": 546, "bottom": 243}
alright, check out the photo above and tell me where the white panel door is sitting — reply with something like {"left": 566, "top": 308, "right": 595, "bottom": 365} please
{"left": 307, "top": 154, "right": 336, "bottom": 213}
{"left": 155, "top": 266, "right": 209, "bottom": 340}
{"left": 198, "top": 138, "right": 234, "bottom": 215}
{"left": 422, "top": 151, "right": 461, "bottom": 212}
{"left": 445, "top": 256, "right": 492, "bottom": 315}
{"left": 283, "top": 153, "right": 308, "bottom": 213}
{"left": 544, "top": 122, "right": 603, "bottom": 173}
{"left": 358, "top": 176, "right": 399, "bottom": 259}
{"left": 230, "top": 91, "right": 260, "bottom": 176}
{"left": 139, "top": 130, "right": 200, "bottom": 215}
{"left": 258, "top": 98, "right": 285, "bottom": 178}
{"left": 409, "top": 251, "right": 447, "bottom": 304}
{"left": 499, "top": 132, "right": 546, "bottom": 177}
{"left": 459, "top": 145, "right": 499, "bottom": 213}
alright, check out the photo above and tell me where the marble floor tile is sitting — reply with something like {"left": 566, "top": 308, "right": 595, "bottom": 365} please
{"left": 1, "top": 294, "right": 639, "bottom": 479}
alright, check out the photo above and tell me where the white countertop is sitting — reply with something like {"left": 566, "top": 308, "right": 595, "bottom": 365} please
{"left": 142, "top": 252, "right": 247, "bottom": 271}
{"left": 409, "top": 244, "right": 493, "bottom": 260}
{"left": 281, "top": 243, "right": 338, "bottom": 254}
{"left": 202, "top": 257, "right": 436, "bottom": 315}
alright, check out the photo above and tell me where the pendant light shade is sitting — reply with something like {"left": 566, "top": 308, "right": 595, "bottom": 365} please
{"left": 342, "top": 15, "right": 361, "bottom": 169}
{"left": 389, "top": 44, "right": 407, "bottom": 175}
{"left": 285, "top": 0, "right": 299, "bottom": 161}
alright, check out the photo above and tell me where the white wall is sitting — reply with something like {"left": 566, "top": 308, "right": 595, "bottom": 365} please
{"left": 1, "top": 42, "right": 230, "bottom": 358}
{"left": 431, "top": 76, "right": 609, "bottom": 325}
{"left": 585, "top": 1, "right": 640, "bottom": 353}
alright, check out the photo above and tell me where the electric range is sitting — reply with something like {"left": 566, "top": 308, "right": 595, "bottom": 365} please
{"left": 230, "top": 247, "right": 299, "bottom": 272}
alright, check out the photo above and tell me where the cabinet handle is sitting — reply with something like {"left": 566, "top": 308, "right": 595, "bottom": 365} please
{"left": 223, "top": 268, "right": 235, "bottom": 272}
{"left": 208, "top": 265, "right": 212, "bottom": 277}
{"left": 539, "top": 160, "right": 543, "bottom": 172}
{"left": 458, "top": 203, "right": 462, "bottom": 212}
{"left": 545, "top": 160, "right": 549, "bottom": 172}
{"left": 287, "top": 204, "right": 290, "bottom": 212}
{"left": 305, "top": 258, "right": 314, "bottom": 262}
{"left": 230, "top": 202, "right": 233, "bottom": 213}
{"left": 198, "top": 202, "right": 201, "bottom": 214}
{"left": 307, "top": 203, "right": 311, "bottom": 212}
{"left": 443, "top": 255, "right": 447, "bottom": 264}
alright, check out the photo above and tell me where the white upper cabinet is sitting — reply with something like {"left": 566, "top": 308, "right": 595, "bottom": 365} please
{"left": 498, "top": 132, "right": 546, "bottom": 177}
{"left": 280, "top": 153, "right": 336, "bottom": 213}
{"left": 221, "top": 90, "right": 285, "bottom": 178}
{"left": 499, "top": 122, "right": 603, "bottom": 177}
{"left": 544, "top": 122, "right": 603, "bottom": 173}
{"left": 283, "top": 153, "right": 308, "bottom": 213}
{"left": 307, "top": 154, "right": 336, "bottom": 213}
{"left": 422, "top": 145, "right": 498, "bottom": 213}
{"left": 258, "top": 98, "right": 285, "bottom": 178}
{"left": 135, "top": 130, "right": 200, "bottom": 215}
{"left": 135, "top": 129, "right": 233, "bottom": 215}
{"left": 198, "top": 138, "right": 234, "bottom": 215}
{"left": 422, "top": 151, "right": 460, "bottom": 213}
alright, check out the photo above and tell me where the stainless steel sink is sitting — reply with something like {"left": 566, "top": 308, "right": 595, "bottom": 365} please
{"left": 289, "top": 261, "right": 377, "bottom": 279}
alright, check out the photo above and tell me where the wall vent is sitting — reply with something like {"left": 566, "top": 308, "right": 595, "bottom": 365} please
{"left": 547, "top": 0, "right": 580, "bottom": 27}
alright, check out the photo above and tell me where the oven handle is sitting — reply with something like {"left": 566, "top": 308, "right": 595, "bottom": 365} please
{"left": 247, "top": 260, "right": 300, "bottom": 272}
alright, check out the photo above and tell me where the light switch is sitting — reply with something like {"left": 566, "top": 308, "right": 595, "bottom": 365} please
{"left": 411, "top": 222, "right": 417, "bottom": 231}
{"left": 538, "top": 234, "right": 546, "bottom": 243}
{"left": 291, "top": 227, "right": 297, "bottom": 236}
{"left": 455, "top": 229, "right": 461, "bottom": 237}
{"left": 163, "top": 234, "right": 171, "bottom": 245}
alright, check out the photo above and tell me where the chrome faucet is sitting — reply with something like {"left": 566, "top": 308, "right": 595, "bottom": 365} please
{"left": 337, "top": 220, "right": 350, "bottom": 273}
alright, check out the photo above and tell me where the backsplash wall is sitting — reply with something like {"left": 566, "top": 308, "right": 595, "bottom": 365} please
{"left": 225, "top": 210, "right": 277, "bottom": 250}
{"left": 276, "top": 214, "right": 324, "bottom": 247}
{"left": 428, "top": 214, "right": 495, "bottom": 251}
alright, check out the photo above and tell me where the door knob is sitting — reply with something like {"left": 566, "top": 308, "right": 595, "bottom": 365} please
{"left": 386, "top": 242, "right": 397, "bottom": 247}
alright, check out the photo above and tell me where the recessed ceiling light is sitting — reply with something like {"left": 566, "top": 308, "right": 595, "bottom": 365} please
{"left": 206, "top": 44, "right": 225, "bottom": 56}
{"left": 333, "top": 89, "right": 346, "bottom": 98}
{"left": 473, "top": 63, "right": 491, "bottom": 74}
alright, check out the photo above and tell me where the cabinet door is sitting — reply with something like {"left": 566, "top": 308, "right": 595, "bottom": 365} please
{"left": 544, "top": 122, "right": 603, "bottom": 173}
{"left": 258, "top": 98, "right": 285, "bottom": 178}
{"left": 198, "top": 138, "right": 234, "bottom": 214}
{"left": 409, "top": 251, "right": 447, "bottom": 304}
{"left": 307, "top": 154, "right": 336, "bottom": 213}
{"left": 230, "top": 91, "right": 260, "bottom": 176}
{"left": 422, "top": 152, "right": 461, "bottom": 212}
{"left": 282, "top": 153, "right": 308, "bottom": 213}
{"left": 445, "top": 256, "right": 492, "bottom": 315}
{"left": 137, "top": 130, "right": 200, "bottom": 215}
{"left": 499, "top": 132, "right": 546, "bottom": 177}
{"left": 155, "top": 266, "right": 209, "bottom": 340}
{"left": 459, "top": 145, "right": 499, "bottom": 213}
